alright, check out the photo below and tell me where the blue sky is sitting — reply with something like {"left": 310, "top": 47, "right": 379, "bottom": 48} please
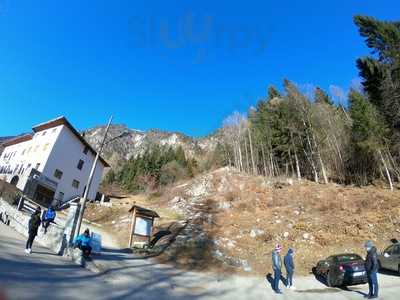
{"left": 0, "top": 0, "right": 399, "bottom": 137}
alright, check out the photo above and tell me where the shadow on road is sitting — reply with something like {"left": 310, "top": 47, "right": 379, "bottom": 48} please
{"left": 265, "top": 273, "right": 274, "bottom": 290}
{"left": 0, "top": 223, "right": 229, "bottom": 300}
{"left": 265, "top": 273, "right": 287, "bottom": 292}
{"left": 310, "top": 266, "right": 368, "bottom": 297}
{"left": 0, "top": 253, "right": 228, "bottom": 300}
{"left": 379, "top": 269, "right": 400, "bottom": 277}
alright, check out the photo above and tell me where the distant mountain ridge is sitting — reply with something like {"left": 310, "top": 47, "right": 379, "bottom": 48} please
{"left": 82, "top": 124, "right": 220, "bottom": 168}
{"left": 0, "top": 136, "right": 15, "bottom": 156}
{"left": 0, "top": 126, "right": 220, "bottom": 169}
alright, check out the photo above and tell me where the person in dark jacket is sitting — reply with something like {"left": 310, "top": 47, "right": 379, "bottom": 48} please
{"left": 364, "top": 240, "right": 379, "bottom": 299}
{"left": 284, "top": 248, "right": 296, "bottom": 289}
{"left": 272, "top": 244, "right": 283, "bottom": 294}
{"left": 25, "top": 206, "right": 41, "bottom": 254}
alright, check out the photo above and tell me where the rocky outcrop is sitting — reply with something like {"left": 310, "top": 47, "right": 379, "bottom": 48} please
{"left": 82, "top": 125, "right": 219, "bottom": 169}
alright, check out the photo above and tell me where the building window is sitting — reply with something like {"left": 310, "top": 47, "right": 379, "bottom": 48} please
{"left": 54, "top": 169, "right": 63, "bottom": 179}
{"left": 34, "top": 145, "right": 39, "bottom": 152}
{"left": 72, "top": 179, "right": 80, "bottom": 189}
{"left": 42, "top": 131, "right": 47, "bottom": 136}
{"left": 83, "top": 146, "right": 89, "bottom": 155}
{"left": 21, "top": 149, "right": 26, "bottom": 155}
{"left": 77, "top": 159, "right": 84, "bottom": 170}
{"left": 27, "top": 147, "right": 32, "bottom": 154}
{"left": 43, "top": 143, "right": 50, "bottom": 151}
{"left": 35, "top": 163, "right": 40, "bottom": 170}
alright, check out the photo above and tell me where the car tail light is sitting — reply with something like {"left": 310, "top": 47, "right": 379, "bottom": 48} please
{"left": 339, "top": 265, "right": 344, "bottom": 271}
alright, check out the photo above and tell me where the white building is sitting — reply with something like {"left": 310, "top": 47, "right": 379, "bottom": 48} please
{"left": 0, "top": 116, "right": 109, "bottom": 206}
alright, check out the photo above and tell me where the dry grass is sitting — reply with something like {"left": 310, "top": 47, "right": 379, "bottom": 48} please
{"left": 87, "top": 169, "right": 400, "bottom": 275}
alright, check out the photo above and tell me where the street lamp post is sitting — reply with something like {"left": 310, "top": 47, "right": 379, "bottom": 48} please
{"left": 74, "top": 116, "right": 113, "bottom": 238}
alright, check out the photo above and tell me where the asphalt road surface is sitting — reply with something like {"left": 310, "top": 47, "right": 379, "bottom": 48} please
{"left": 1, "top": 223, "right": 400, "bottom": 300}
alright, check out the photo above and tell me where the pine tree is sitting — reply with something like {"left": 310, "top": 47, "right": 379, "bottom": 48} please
{"left": 267, "top": 85, "right": 281, "bottom": 100}
{"left": 314, "top": 87, "right": 334, "bottom": 105}
{"left": 354, "top": 15, "right": 400, "bottom": 134}
{"left": 348, "top": 89, "right": 393, "bottom": 189}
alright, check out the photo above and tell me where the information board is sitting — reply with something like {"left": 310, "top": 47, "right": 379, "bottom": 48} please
{"left": 134, "top": 217, "right": 152, "bottom": 236}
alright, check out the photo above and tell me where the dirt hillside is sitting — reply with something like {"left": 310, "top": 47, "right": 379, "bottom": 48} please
{"left": 85, "top": 167, "right": 400, "bottom": 275}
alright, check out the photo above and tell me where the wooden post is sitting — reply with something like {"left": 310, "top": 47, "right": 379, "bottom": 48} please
{"left": 148, "top": 217, "right": 154, "bottom": 244}
{"left": 128, "top": 206, "right": 137, "bottom": 248}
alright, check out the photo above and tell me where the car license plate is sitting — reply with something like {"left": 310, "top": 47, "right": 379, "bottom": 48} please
{"left": 353, "top": 271, "right": 365, "bottom": 277}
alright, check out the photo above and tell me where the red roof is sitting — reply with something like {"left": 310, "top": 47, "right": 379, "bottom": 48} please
{"left": 2, "top": 134, "right": 33, "bottom": 147}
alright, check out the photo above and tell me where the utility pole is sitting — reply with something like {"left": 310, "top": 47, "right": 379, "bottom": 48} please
{"left": 74, "top": 116, "right": 113, "bottom": 238}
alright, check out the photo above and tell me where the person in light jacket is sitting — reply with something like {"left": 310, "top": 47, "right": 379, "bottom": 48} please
{"left": 272, "top": 244, "right": 283, "bottom": 294}
{"left": 74, "top": 229, "right": 93, "bottom": 258}
{"left": 284, "top": 248, "right": 296, "bottom": 289}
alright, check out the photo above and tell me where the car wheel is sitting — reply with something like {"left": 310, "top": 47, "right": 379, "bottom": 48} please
{"left": 398, "top": 264, "right": 400, "bottom": 275}
{"left": 327, "top": 271, "right": 335, "bottom": 287}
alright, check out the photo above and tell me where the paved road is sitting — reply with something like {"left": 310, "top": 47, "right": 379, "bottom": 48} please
{"left": 1, "top": 223, "right": 400, "bottom": 300}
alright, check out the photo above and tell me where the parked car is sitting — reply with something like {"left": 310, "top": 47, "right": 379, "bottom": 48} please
{"left": 314, "top": 254, "right": 368, "bottom": 287}
{"left": 377, "top": 241, "right": 400, "bottom": 274}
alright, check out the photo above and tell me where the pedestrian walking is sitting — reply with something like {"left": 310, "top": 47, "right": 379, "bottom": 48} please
{"left": 284, "top": 248, "right": 296, "bottom": 289}
{"left": 364, "top": 240, "right": 379, "bottom": 299}
{"left": 272, "top": 244, "right": 283, "bottom": 294}
{"left": 25, "top": 206, "right": 41, "bottom": 254}
{"left": 42, "top": 205, "right": 56, "bottom": 234}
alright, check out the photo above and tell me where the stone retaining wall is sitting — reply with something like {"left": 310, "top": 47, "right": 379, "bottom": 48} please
{"left": 0, "top": 198, "right": 80, "bottom": 256}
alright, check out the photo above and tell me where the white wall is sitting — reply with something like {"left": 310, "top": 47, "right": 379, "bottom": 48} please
{"left": 0, "top": 128, "right": 61, "bottom": 190}
{"left": 43, "top": 125, "right": 105, "bottom": 201}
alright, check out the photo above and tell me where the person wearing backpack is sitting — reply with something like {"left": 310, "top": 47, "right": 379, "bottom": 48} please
{"left": 42, "top": 206, "right": 56, "bottom": 234}
{"left": 74, "top": 229, "right": 93, "bottom": 258}
{"left": 25, "top": 206, "right": 41, "bottom": 254}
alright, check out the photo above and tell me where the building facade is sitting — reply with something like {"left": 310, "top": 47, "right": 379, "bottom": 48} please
{"left": 0, "top": 117, "right": 109, "bottom": 206}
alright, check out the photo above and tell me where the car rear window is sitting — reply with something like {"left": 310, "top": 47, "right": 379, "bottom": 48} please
{"left": 337, "top": 254, "right": 362, "bottom": 262}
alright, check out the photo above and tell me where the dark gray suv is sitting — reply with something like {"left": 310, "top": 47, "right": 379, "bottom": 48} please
{"left": 377, "top": 242, "right": 400, "bottom": 274}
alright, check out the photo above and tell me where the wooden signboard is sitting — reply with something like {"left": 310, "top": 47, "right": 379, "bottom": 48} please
{"left": 128, "top": 204, "right": 160, "bottom": 248}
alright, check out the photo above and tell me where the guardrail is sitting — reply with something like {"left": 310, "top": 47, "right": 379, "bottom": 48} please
{"left": 17, "top": 195, "right": 43, "bottom": 214}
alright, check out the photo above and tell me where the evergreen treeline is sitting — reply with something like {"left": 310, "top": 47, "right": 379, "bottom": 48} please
{"left": 105, "top": 15, "right": 399, "bottom": 192}
{"left": 215, "top": 15, "right": 400, "bottom": 190}
{"left": 104, "top": 145, "right": 197, "bottom": 192}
